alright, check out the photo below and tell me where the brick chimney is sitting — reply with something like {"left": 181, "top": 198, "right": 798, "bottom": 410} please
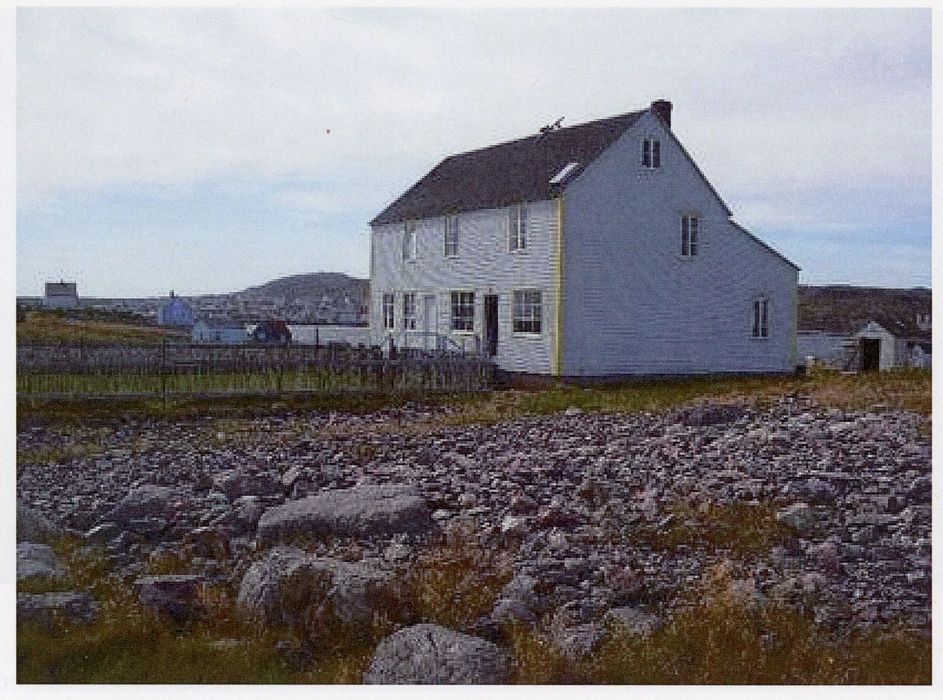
{"left": 651, "top": 99, "right": 672, "bottom": 129}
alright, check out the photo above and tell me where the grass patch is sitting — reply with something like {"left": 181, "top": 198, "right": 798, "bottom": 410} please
{"left": 16, "top": 367, "right": 929, "bottom": 430}
{"left": 18, "top": 308, "right": 187, "bottom": 345}
{"left": 629, "top": 501, "right": 797, "bottom": 556}
{"left": 404, "top": 519, "right": 514, "bottom": 630}
{"left": 507, "top": 564, "right": 931, "bottom": 685}
{"left": 17, "top": 614, "right": 303, "bottom": 684}
{"left": 594, "top": 568, "right": 931, "bottom": 684}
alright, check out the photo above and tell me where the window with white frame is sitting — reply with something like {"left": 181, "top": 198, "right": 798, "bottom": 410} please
{"left": 681, "top": 215, "right": 699, "bottom": 256}
{"left": 402, "top": 292, "right": 417, "bottom": 330}
{"left": 512, "top": 290, "right": 542, "bottom": 333}
{"left": 382, "top": 293, "right": 395, "bottom": 330}
{"left": 402, "top": 221, "right": 417, "bottom": 261}
{"left": 752, "top": 297, "right": 769, "bottom": 339}
{"left": 642, "top": 137, "right": 661, "bottom": 169}
{"left": 450, "top": 291, "right": 475, "bottom": 331}
{"left": 444, "top": 215, "right": 459, "bottom": 257}
{"left": 509, "top": 204, "right": 528, "bottom": 251}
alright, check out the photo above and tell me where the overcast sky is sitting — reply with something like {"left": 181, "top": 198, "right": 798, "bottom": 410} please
{"left": 15, "top": 7, "right": 931, "bottom": 297}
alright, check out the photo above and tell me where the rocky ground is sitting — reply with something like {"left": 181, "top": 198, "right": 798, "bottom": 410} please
{"left": 16, "top": 396, "right": 932, "bottom": 681}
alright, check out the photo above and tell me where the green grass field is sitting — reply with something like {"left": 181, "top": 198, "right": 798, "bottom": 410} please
{"left": 17, "top": 308, "right": 188, "bottom": 344}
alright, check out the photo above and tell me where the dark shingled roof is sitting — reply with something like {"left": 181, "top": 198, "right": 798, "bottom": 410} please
{"left": 371, "top": 110, "right": 646, "bottom": 226}
{"left": 797, "top": 285, "right": 931, "bottom": 339}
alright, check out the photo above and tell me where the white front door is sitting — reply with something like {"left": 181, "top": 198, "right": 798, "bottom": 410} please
{"left": 423, "top": 294, "right": 437, "bottom": 350}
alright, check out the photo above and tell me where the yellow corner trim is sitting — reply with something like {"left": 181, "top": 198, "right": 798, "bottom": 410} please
{"left": 554, "top": 195, "right": 565, "bottom": 376}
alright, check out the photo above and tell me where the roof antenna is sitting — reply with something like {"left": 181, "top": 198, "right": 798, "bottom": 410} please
{"left": 537, "top": 116, "right": 564, "bottom": 140}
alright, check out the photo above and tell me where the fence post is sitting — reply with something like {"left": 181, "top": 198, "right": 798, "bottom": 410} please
{"left": 160, "top": 339, "right": 167, "bottom": 411}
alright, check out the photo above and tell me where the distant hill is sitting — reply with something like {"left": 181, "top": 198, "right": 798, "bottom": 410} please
{"left": 238, "top": 272, "right": 369, "bottom": 303}
{"left": 798, "top": 285, "right": 931, "bottom": 336}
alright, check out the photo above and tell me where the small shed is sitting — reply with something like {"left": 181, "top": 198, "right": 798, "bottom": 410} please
{"left": 44, "top": 281, "right": 79, "bottom": 309}
{"left": 192, "top": 320, "right": 248, "bottom": 344}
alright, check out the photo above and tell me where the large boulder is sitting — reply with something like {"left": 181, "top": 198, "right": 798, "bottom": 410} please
{"left": 106, "top": 485, "right": 176, "bottom": 525}
{"left": 363, "top": 624, "right": 509, "bottom": 684}
{"left": 237, "top": 547, "right": 397, "bottom": 627}
{"left": 256, "top": 485, "right": 432, "bottom": 546}
{"left": 16, "top": 501, "right": 63, "bottom": 544}
{"left": 17, "top": 543, "right": 65, "bottom": 582}
{"left": 17, "top": 592, "right": 100, "bottom": 627}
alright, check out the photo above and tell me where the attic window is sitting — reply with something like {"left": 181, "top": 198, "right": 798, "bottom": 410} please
{"left": 550, "top": 162, "right": 580, "bottom": 186}
{"left": 509, "top": 204, "right": 528, "bottom": 252}
{"left": 642, "top": 137, "right": 661, "bottom": 169}
{"left": 681, "top": 215, "right": 699, "bottom": 256}
{"left": 402, "top": 221, "right": 417, "bottom": 261}
{"left": 444, "top": 215, "right": 459, "bottom": 257}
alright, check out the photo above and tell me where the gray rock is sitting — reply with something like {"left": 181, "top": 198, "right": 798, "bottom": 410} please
{"left": 85, "top": 522, "right": 121, "bottom": 545}
{"left": 256, "top": 485, "right": 432, "bottom": 546}
{"left": 237, "top": 547, "right": 396, "bottom": 627}
{"left": 605, "top": 606, "right": 663, "bottom": 637}
{"left": 490, "top": 597, "right": 537, "bottom": 626}
{"left": 215, "top": 469, "right": 282, "bottom": 501}
{"left": 16, "top": 501, "right": 63, "bottom": 544}
{"left": 107, "top": 485, "right": 175, "bottom": 525}
{"left": 17, "top": 543, "right": 65, "bottom": 582}
{"left": 551, "top": 622, "right": 606, "bottom": 660}
{"left": 17, "top": 592, "right": 100, "bottom": 627}
{"left": 135, "top": 574, "right": 206, "bottom": 623}
{"left": 363, "top": 624, "right": 509, "bottom": 684}
{"left": 807, "top": 541, "right": 842, "bottom": 574}
{"left": 183, "top": 526, "right": 231, "bottom": 559}
{"left": 677, "top": 402, "right": 747, "bottom": 427}
{"left": 776, "top": 502, "right": 816, "bottom": 535}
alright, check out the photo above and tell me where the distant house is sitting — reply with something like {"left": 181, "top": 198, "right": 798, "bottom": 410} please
{"left": 44, "top": 281, "right": 78, "bottom": 309}
{"left": 156, "top": 291, "right": 195, "bottom": 326}
{"left": 192, "top": 320, "right": 248, "bottom": 344}
{"left": 251, "top": 320, "right": 292, "bottom": 345}
{"left": 798, "top": 314, "right": 931, "bottom": 371}
{"left": 370, "top": 99, "right": 798, "bottom": 376}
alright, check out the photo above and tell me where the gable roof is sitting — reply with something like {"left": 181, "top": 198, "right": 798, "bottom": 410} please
{"left": 370, "top": 110, "right": 646, "bottom": 226}
{"left": 730, "top": 221, "right": 800, "bottom": 270}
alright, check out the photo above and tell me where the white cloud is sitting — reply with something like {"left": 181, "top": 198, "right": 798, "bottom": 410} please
{"left": 17, "top": 7, "right": 930, "bottom": 207}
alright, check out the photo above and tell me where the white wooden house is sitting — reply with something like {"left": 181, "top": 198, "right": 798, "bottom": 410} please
{"left": 370, "top": 100, "right": 799, "bottom": 376}
{"left": 43, "top": 281, "right": 79, "bottom": 309}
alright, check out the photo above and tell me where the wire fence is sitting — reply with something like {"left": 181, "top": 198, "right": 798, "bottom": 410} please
{"left": 16, "top": 341, "right": 494, "bottom": 401}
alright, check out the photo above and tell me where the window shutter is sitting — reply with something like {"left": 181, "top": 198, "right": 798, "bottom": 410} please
{"left": 681, "top": 216, "right": 689, "bottom": 256}
{"left": 653, "top": 140, "right": 661, "bottom": 168}
{"left": 753, "top": 300, "right": 760, "bottom": 337}
{"left": 642, "top": 139, "right": 651, "bottom": 167}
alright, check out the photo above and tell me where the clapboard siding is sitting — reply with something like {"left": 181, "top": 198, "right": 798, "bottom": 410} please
{"left": 370, "top": 200, "right": 559, "bottom": 373}
{"left": 561, "top": 111, "right": 797, "bottom": 376}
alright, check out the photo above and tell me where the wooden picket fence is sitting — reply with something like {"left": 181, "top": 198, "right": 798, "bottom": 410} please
{"left": 16, "top": 341, "right": 494, "bottom": 401}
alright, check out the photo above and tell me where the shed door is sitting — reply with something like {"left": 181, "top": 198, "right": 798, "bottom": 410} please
{"left": 860, "top": 338, "right": 881, "bottom": 372}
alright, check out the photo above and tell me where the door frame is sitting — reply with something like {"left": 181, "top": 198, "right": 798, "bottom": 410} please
{"left": 484, "top": 294, "right": 499, "bottom": 357}
{"left": 423, "top": 294, "right": 437, "bottom": 350}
